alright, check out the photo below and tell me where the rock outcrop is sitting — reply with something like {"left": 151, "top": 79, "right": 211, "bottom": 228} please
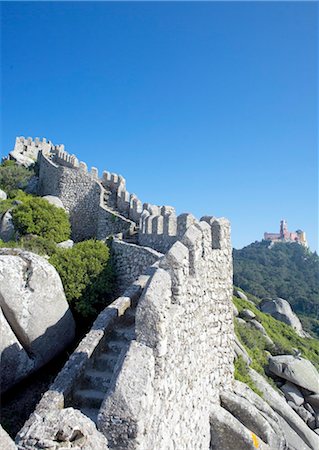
{"left": 0, "top": 210, "right": 15, "bottom": 242}
{"left": 16, "top": 407, "right": 108, "bottom": 450}
{"left": 260, "top": 298, "right": 306, "bottom": 337}
{"left": 210, "top": 380, "right": 287, "bottom": 450}
{"left": 249, "top": 368, "right": 319, "bottom": 450}
{"left": 268, "top": 355, "right": 319, "bottom": 394}
{"left": 42, "top": 195, "right": 65, "bottom": 210}
{"left": 57, "top": 239, "right": 74, "bottom": 248}
{"left": 0, "top": 424, "right": 16, "bottom": 450}
{"left": 0, "top": 248, "right": 75, "bottom": 392}
{"left": 0, "top": 188, "right": 7, "bottom": 200}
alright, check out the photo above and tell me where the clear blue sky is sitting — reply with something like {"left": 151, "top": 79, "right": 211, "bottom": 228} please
{"left": 1, "top": 1, "right": 318, "bottom": 250}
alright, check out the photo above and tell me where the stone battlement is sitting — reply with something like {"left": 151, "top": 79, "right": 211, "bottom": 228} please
{"left": 9, "top": 135, "right": 235, "bottom": 450}
{"left": 16, "top": 218, "right": 233, "bottom": 449}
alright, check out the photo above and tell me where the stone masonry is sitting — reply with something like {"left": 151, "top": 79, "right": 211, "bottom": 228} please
{"left": 10, "top": 137, "right": 234, "bottom": 449}
{"left": 98, "top": 218, "right": 234, "bottom": 449}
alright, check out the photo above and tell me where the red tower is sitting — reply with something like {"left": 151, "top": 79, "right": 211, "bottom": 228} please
{"left": 280, "top": 220, "right": 289, "bottom": 239}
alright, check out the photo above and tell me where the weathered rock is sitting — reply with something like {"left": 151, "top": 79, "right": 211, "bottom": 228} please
{"left": 57, "top": 239, "right": 74, "bottom": 248}
{"left": 0, "top": 188, "right": 7, "bottom": 200}
{"left": 304, "top": 402, "right": 316, "bottom": 415}
{"left": 220, "top": 386, "right": 286, "bottom": 449}
{"left": 268, "top": 355, "right": 319, "bottom": 394}
{"left": 233, "top": 303, "right": 239, "bottom": 317}
{"left": 239, "top": 308, "right": 256, "bottom": 320}
{"left": 306, "top": 394, "right": 319, "bottom": 410}
{"left": 307, "top": 416, "right": 317, "bottom": 430}
{"left": 0, "top": 424, "right": 16, "bottom": 449}
{"left": 288, "top": 402, "right": 313, "bottom": 423}
{"left": 281, "top": 381, "right": 305, "bottom": 406}
{"left": 234, "top": 289, "right": 248, "bottom": 302}
{"left": 0, "top": 307, "right": 35, "bottom": 392}
{"left": 16, "top": 407, "right": 108, "bottom": 450}
{"left": 0, "top": 248, "right": 75, "bottom": 391}
{"left": 235, "top": 317, "right": 246, "bottom": 326}
{"left": 260, "top": 297, "right": 306, "bottom": 337}
{"left": 248, "top": 319, "right": 272, "bottom": 342}
{"left": 234, "top": 335, "right": 251, "bottom": 365}
{"left": 249, "top": 368, "right": 319, "bottom": 450}
{"left": 210, "top": 403, "right": 271, "bottom": 450}
{"left": 42, "top": 195, "right": 65, "bottom": 209}
{"left": 0, "top": 210, "right": 15, "bottom": 242}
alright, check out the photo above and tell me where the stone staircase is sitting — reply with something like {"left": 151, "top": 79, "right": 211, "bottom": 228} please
{"left": 123, "top": 228, "right": 139, "bottom": 244}
{"left": 72, "top": 306, "right": 136, "bottom": 424}
{"left": 103, "top": 188, "right": 118, "bottom": 211}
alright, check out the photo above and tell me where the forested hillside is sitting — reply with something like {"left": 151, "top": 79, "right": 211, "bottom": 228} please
{"left": 233, "top": 241, "right": 319, "bottom": 337}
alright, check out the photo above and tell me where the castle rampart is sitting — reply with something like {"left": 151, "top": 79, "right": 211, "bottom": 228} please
{"left": 11, "top": 136, "right": 235, "bottom": 450}
{"left": 98, "top": 218, "right": 234, "bottom": 449}
{"left": 38, "top": 150, "right": 136, "bottom": 241}
{"left": 16, "top": 217, "right": 233, "bottom": 450}
{"left": 35, "top": 139, "right": 182, "bottom": 244}
{"left": 111, "top": 239, "right": 163, "bottom": 290}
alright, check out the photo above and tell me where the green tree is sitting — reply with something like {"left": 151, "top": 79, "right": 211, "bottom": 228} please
{"left": 12, "top": 196, "right": 71, "bottom": 243}
{"left": 49, "top": 240, "right": 116, "bottom": 320}
{"left": 0, "top": 160, "right": 35, "bottom": 193}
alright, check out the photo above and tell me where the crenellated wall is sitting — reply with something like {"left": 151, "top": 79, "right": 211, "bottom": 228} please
{"left": 38, "top": 150, "right": 135, "bottom": 241}
{"left": 98, "top": 218, "right": 234, "bottom": 449}
{"left": 13, "top": 135, "right": 235, "bottom": 449}
{"left": 111, "top": 239, "right": 163, "bottom": 290}
{"left": 138, "top": 209, "right": 198, "bottom": 253}
{"left": 13, "top": 136, "right": 53, "bottom": 157}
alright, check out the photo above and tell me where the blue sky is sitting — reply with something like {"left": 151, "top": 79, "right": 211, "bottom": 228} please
{"left": 1, "top": 1, "right": 318, "bottom": 250}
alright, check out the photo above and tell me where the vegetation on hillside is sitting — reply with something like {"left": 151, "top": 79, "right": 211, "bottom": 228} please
{"left": 0, "top": 160, "right": 35, "bottom": 193}
{"left": 0, "top": 163, "right": 116, "bottom": 323}
{"left": 0, "top": 190, "right": 71, "bottom": 244}
{"left": 233, "top": 241, "right": 319, "bottom": 337}
{"left": 12, "top": 196, "right": 71, "bottom": 243}
{"left": 49, "top": 240, "right": 115, "bottom": 320}
{"left": 233, "top": 295, "right": 319, "bottom": 370}
{"left": 233, "top": 294, "right": 319, "bottom": 397}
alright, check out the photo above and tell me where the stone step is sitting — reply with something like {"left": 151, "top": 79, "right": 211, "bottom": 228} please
{"left": 80, "top": 407, "right": 100, "bottom": 424}
{"left": 83, "top": 368, "right": 112, "bottom": 392}
{"left": 112, "top": 324, "right": 136, "bottom": 341}
{"left": 106, "top": 338, "right": 128, "bottom": 354}
{"left": 119, "top": 308, "right": 136, "bottom": 326}
{"left": 74, "top": 389, "right": 106, "bottom": 409}
{"left": 95, "top": 353, "right": 119, "bottom": 371}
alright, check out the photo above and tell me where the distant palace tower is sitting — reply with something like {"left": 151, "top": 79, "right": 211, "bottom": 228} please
{"left": 264, "top": 220, "right": 308, "bottom": 247}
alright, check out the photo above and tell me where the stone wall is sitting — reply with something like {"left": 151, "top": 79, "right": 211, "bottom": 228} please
{"left": 138, "top": 209, "right": 197, "bottom": 253}
{"left": 98, "top": 217, "right": 234, "bottom": 449}
{"left": 111, "top": 239, "right": 163, "bottom": 291}
{"left": 38, "top": 152, "right": 101, "bottom": 240}
{"left": 97, "top": 205, "right": 135, "bottom": 241}
{"left": 38, "top": 152, "right": 136, "bottom": 241}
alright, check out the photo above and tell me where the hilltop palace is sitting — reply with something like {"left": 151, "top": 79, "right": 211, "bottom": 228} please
{"left": 264, "top": 220, "right": 308, "bottom": 247}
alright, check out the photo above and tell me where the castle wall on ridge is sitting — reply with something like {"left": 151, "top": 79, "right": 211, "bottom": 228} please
{"left": 98, "top": 217, "right": 234, "bottom": 449}
{"left": 111, "top": 239, "right": 163, "bottom": 291}
{"left": 15, "top": 137, "right": 234, "bottom": 449}
{"left": 38, "top": 150, "right": 135, "bottom": 241}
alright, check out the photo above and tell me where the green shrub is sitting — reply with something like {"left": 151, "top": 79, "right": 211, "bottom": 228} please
{"left": 0, "top": 161, "right": 35, "bottom": 193}
{"left": 0, "top": 190, "right": 31, "bottom": 215}
{"left": 0, "top": 235, "right": 57, "bottom": 256}
{"left": 49, "top": 240, "right": 116, "bottom": 319}
{"left": 12, "top": 196, "right": 71, "bottom": 243}
{"left": 234, "top": 356, "right": 263, "bottom": 397}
